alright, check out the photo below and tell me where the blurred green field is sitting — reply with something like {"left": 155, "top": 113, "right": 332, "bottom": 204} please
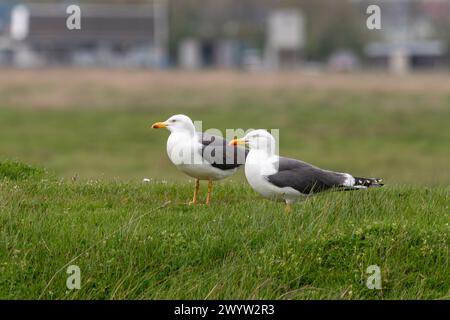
{"left": 0, "top": 71, "right": 449, "bottom": 300}
{"left": 0, "top": 70, "right": 449, "bottom": 186}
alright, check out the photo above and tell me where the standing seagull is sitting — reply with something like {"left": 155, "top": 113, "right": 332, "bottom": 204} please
{"left": 230, "top": 130, "right": 383, "bottom": 212}
{"left": 152, "top": 114, "right": 246, "bottom": 205}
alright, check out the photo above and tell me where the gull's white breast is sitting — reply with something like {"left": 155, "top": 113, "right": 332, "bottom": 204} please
{"left": 245, "top": 150, "right": 303, "bottom": 202}
{"left": 166, "top": 132, "right": 236, "bottom": 181}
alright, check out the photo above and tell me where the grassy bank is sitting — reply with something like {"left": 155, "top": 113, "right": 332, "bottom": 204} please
{"left": 0, "top": 161, "right": 448, "bottom": 299}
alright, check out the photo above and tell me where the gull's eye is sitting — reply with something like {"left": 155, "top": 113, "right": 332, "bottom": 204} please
{"left": 171, "top": 119, "right": 176, "bottom": 123}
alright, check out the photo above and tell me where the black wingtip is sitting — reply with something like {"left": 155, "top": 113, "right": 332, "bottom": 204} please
{"left": 354, "top": 177, "right": 384, "bottom": 187}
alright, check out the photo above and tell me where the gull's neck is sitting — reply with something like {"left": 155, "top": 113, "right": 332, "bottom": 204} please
{"left": 169, "top": 126, "right": 196, "bottom": 139}
{"left": 247, "top": 148, "right": 278, "bottom": 166}
{"left": 166, "top": 126, "right": 199, "bottom": 164}
{"left": 246, "top": 148, "right": 279, "bottom": 177}
{"left": 250, "top": 147, "right": 275, "bottom": 158}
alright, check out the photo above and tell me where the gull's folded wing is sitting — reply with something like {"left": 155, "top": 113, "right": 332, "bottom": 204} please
{"left": 197, "top": 132, "right": 248, "bottom": 170}
{"left": 266, "top": 157, "right": 349, "bottom": 194}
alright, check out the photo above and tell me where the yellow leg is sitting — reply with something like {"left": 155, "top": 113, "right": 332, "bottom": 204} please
{"left": 206, "top": 180, "right": 213, "bottom": 205}
{"left": 189, "top": 179, "right": 200, "bottom": 205}
{"left": 285, "top": 202, "right": 292, "bottom": 213}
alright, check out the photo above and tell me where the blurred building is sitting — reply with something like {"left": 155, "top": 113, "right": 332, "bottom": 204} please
{"left": 1, "top": 0, "right": 448, "bottom": 71}
{"left": 0, "top": 2, "right": 13, "bottom": 66}
{"left": 7, "top": 3, "right": 168, "bottom": 68}
{"left": 265, "top": 9, "right": 305, "bottom": 70}
{"left": 357, "top": 0, "right": 448, "bottom": 72}
{"left": 178, "top": 38, "right": 241, "bottom": 70}
{"left": 177, "top": 8, "right": 305, "bottom": 71}
{"left": 328, "top": 49, "right": 360, "bottom": 72}
{"left": 365, "top": 41, "right": 446, "bottom": 73}
{"left": 178, "top": 38, "right": 201, "bottom": 70}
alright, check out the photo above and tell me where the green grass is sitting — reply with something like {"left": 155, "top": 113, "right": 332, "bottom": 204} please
{"left": 0, "top": 71, "right": 449, "bottom": 299}
{"left": 0, "top": 160, "right": 46, "bottom": 181}
{"left": 0, "top": 161, "right": 448, "bottom": 299}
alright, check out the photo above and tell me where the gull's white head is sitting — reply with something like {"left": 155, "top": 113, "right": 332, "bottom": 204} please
{"left": 152, "top": 114, "right": 195, "bottom": 134}
{"left": 230, "top": 129, "right": 276, "bottom": 155}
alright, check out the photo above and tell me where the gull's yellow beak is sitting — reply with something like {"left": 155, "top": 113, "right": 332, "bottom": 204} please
{"left": 229, "top": 138, "right": 246, "bottom": 145}
{"left": 152, "top": 121, "right": 167, "bottom": 129}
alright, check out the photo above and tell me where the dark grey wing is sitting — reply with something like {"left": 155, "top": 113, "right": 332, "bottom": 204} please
{"left": 267, "top": 157, "right": 348, "bottom": 194}
{"left": 197, "top": 132, "right": 248, "bottom": 171}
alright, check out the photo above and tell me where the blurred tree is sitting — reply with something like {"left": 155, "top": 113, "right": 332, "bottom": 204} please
{"left": 295, "top": 0, "right": 369, "bottom": 60}
{"left": 428, "top": 2, "right": 450, "bottom": 67}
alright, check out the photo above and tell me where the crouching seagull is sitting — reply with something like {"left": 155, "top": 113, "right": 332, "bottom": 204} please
{"left": 230, "top": 130, "right": 383, "bottom": 212}
{"left": 152, "top": 114, "right": 247, "bottom": 205}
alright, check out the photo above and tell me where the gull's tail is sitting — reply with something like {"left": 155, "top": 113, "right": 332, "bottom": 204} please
{"left": 353, "top": 177, "right": 384, "bottom": 188}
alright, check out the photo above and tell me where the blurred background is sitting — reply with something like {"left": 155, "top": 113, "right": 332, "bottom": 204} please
{"left": 0, "top": 0, "right": 449, "bottom": 185}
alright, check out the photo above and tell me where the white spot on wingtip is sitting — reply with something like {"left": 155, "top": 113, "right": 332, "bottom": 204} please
{"left": 343, "top": 173, "right": 355, "bottom": 187}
